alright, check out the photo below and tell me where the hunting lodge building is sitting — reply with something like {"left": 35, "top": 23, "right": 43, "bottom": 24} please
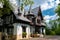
{"left": 0, "top": 1, "right": 45, "bottom": 40}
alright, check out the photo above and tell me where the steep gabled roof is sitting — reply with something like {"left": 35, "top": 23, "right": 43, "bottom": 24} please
{"left": 31, "top": 7, "right": 39, "bottom": 16}
{"left": 14, "top": 14, "right": 30, "bottom": 22}
{"left": 15, "top": 15, "right": 31, "bottom": 22}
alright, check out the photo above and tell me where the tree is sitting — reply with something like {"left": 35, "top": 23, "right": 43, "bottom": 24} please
{"left": 55, "top": 3, "right": 60, "bottom": 21}
{"left": 28, "top": 0, "right": 34, "bottom": 13}
{"left": 45, "top": 20, "right": 57, "bottom": 35}
{"left": 55, "top": 3, "right": 60, "bottom": 35}
{"left": 46, "top": 19, "right": 60, "bottom": 35}
{"left": 55, "top": 3, "right": 60, "bottom": 16}
{"left": 0, "top": 0, "right": 13, "bottom": 17}
{"left": 18, "top": 0, "right": 34, "bottom": 11}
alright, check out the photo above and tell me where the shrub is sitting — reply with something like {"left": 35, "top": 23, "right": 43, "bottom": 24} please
{"left": 22, "top": 32, "right": 27, "bottom": 38}
{"left": 50, "top": 31, "right": 56, "bottom": 35}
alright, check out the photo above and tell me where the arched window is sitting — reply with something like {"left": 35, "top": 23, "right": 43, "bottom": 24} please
{"left": 37, "top": 19, "right": 40, "bottom": 24}
{"left": 36, "top": 16, "right": 41, "bottom": 24}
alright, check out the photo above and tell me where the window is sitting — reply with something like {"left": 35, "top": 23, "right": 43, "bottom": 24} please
{"left": 36, "top": 16, "right": 41, "bottom": 24}
{"left": 10, "top": 15, "right": 13, "bottom": 23}
{"left": 0, "top": 18, "right": 3, "bottom": 25}
{"left": 7, "top": 28, "right": 13, "bottom": 35}
{"left": 22, "top": 26, "right": 26, "bottom": 32}
{"left": 6, "top": 16, "right": 9, "bottom": 24}
{"left": 37, "top": 19, "right": 40, "bottom": 24}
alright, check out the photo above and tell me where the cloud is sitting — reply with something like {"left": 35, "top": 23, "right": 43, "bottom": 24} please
{"left": 34, "top": 0, "right": 47, "bottom": 5}
{"left": 41, "top": 0, "right": 60, "bottom": 11}
{"left": 9, "top": 0, "right": 18, "bottom": 14}
{"left": 9, "top": 0, "right": 17, "bottom": 5}
{"left": 44, "top": 14, "right": 59, "bottom": 23}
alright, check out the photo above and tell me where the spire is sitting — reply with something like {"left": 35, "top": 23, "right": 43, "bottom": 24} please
{"left": 38, "top": 6, "right": 43, "bottom": 20}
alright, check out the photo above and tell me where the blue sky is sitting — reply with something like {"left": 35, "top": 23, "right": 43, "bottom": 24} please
{"left": 42, "top": 7, "right": 55, "bottom": 16}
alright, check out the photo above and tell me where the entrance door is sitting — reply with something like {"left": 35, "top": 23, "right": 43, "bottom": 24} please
{"left": 22, "top": 26, "right": 26, "bottom": 32}
{"left": 35, "top": 27, "right": 40, "bottom": 34}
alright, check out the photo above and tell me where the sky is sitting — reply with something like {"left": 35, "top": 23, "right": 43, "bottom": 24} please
{"left": 10, "top": 0, "right": 60, "bottom": 23}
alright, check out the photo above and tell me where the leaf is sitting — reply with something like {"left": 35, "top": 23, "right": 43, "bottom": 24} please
{"left": 20, "top": 0, "right": 34, "bottom": 11}
{"left": 55, "top": 4, "right": 60, "bottom": 16}
{"left": 0, "top": 0, "right": 13, "bottom": 17}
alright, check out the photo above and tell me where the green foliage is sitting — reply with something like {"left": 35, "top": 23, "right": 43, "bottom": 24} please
{"left": 46, "top": 20, "right": 60, "bottom": 35}
{"left": 0, "top": 0, "right": 3, "bottom": 3}
{"left": 46, "top": 27, "right": 56, "bottom": 35}
{"left": 55, "top": 3, "right": 60, "bottom": 26}
{"left": 46, "top": 3, "right": 60, "bottom": 35}
{"left": 46, "top": 27, "right": 51, "bottom": 35}
{"left": 0, "top": 0, "right": 13, "bottom": 17}
{"left": 19, "top": 0, "right": 34, "bottom": 11}
{"left": 55, "top": 24, "right": 60, "bottom": 35}
{"left": 55, "top": 3, "right": 60, "bottom": 16}
{"left": 22, "top": 32, "right": 27, "bottom": 38}
{"left": 50, "top": 31, "right": 56, "bottom": 35}
{"left": 22, "top": 32, "right": 27, "bottom": 35}
{"left": 22, "top": 0, "right": 34, "bottom": 6}
{"left": 55, "top": 4, "right": 60, "bottom": 35}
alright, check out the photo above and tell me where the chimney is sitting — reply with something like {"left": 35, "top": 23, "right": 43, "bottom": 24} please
{"left": 17, "top": 8, "right": 22, "bottom": 16}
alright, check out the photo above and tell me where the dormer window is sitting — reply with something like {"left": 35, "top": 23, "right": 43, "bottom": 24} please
{"left": 37, "top": 19, "right": 40, "bottom": 24}
{"left": 36, "top": 17, "right": 41, "bottom": 24}
{"left": 18, "top": 13, "right": 22, "bottom": 16}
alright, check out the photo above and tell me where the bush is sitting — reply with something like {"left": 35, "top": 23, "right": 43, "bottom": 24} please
{"left": 50, "top": 31, "right": 56, "bottom": 35}
{"left": 22, "top": 32, "right": 27, "bottom": 38}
